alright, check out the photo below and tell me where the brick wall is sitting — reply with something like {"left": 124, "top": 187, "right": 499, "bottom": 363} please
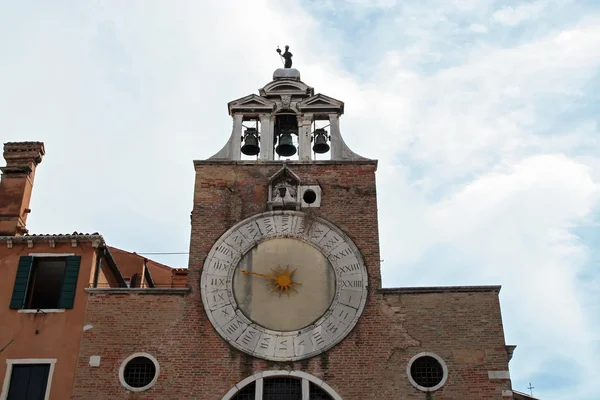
{"left": 72, "top": 161, "right": 512, "bottom": 399}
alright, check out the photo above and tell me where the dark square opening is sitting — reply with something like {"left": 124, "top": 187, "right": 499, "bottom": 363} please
{"left": 26, "top": 258, "right": 66, "bottom": 309}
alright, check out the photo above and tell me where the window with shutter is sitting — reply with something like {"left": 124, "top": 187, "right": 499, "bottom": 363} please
{"left": 9, "top": 256, "right": 34, "bottom": 309}
{"left": 8, "top": 255, "right": 81, "bottom": 310}
{"left": 6, "top": 364, "right": 50, "bottom": 400}
{"left": 58, "top": 256, "right": 81, "bottom": 309}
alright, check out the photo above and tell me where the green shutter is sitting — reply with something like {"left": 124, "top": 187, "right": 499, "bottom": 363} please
{"left": 9, "top": 256, "right": 34, "bottom": 309}
{"left": 58, "top": 256, "right": 81, "bottom": 309}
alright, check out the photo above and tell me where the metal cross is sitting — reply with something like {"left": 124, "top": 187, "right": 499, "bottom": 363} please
{"left": 527, "top": 382, "right": 535, "bottom": 396}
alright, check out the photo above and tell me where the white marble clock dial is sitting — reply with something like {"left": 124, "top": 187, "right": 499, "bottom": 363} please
{"left": 201, "top": 211, "right": 368, "bottom": 362}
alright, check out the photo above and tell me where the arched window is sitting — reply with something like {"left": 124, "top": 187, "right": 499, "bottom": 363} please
{"left": 224, "top": 371, "right": 341, "bottom": 400}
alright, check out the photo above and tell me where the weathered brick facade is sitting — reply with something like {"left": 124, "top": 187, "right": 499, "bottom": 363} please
{"left": 71, "top": 161, "right": 513, "bottom": 399}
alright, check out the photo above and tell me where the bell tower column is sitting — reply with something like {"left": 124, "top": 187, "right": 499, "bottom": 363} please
{"left": 260, "top": 114, "right": 274, "bottom": 161}
{"left": 328, "top": 113, "right": 343, "bottom": 159}
{"left": 230, "top": 114, "right": 243, "bottom": 160}
{"left": 297, "top": 113, "right": 313, "bottom": 161}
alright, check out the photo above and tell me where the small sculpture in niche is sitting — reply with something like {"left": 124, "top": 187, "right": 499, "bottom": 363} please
{"left": 272, "top": 180, "right": 297, "bottom": 204}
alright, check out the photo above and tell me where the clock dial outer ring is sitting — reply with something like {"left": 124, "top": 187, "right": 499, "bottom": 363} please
{"left": 200, "top": 210, "right": 368, "bottom": 362}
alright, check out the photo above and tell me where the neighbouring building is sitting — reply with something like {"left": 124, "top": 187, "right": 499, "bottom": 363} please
{"left": 0, "top": 142, "right": 186, "bottom": 400}
{"left": 3, "top": 62, "right": 524, "bottom": 399}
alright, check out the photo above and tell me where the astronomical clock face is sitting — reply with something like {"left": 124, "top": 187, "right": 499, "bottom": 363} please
{"left": 201, "top": 211, "right": 368, "bottom": 361}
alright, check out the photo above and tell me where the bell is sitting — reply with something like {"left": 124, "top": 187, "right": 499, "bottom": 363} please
{"left": 241, "top": 129, "right": 260, "bottom": 156}
{"left": 312, "top": 129, "right": 330, "bottom": 154}
{"left": 275, "top": 133, "right": 297, "bottom": 157}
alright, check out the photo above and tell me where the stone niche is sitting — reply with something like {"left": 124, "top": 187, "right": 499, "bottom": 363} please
{"left": 267, "top": 166, "right": 300, "bottom": 210}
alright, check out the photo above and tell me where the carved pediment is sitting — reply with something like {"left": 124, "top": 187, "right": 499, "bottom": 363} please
{"left": 268, "top": 165, "right": 301, "bottom": 184}
{"left": 297, "top": 93, "right": 344, "bottom": 114}
{"left": 228, "top": 94, "right": 276, "bottom": 115}
{"left": 259, "top": 79, "right": 314, "bottom": 98}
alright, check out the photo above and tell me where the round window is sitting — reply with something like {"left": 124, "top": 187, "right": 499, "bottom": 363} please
{"left": 406, "top": 352, "right": 448, "bottom": 392}
{"left": 119, "top": 353, "right": 159, "bottom": 392}
{"left": 302, "top": 189, "right": 317, "bottom": 204}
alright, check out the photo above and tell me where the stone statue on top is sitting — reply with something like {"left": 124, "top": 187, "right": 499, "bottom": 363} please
{"left": 276, "top": 45, "right": 293, "bottom": 68}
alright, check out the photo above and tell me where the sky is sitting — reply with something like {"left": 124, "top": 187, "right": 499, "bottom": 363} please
{"left": 1, "top": 0, "right": 599, "bottom": 398}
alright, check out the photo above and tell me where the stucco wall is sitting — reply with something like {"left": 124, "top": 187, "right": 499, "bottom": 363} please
{"left": 0, "top": 241, "right": 97, "bottom": 400}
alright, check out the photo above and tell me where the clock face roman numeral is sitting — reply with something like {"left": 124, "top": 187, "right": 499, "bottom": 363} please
{"left": 211, "top": 277, "right": 226, "bottom": 286}
{"left": 243, "top": 223, "right": 262, "bottom": 241}
{"left": 310, "top": 226, "right": 325, "bottom": 241}
{"left": 321, "top": 234, "right": 341, "bottom": 251}
{"left": 218, "top": 245, "right": 232, "bottom": 256}
{"left": 263, "top": 218, "right": 275, "bottom": 234}
{"left": 208, "top": 259, "right": 229, "bottom": 272}
{"left": 254, "top": 333, "right": 277, "bottom": 357}
{"left": 236, "top": 326, "right": 260, "bottom": 350}
{"left": 312, "top": 331, "right": 325, "bottom": 346}
{"left": 340, "top": 262, "right": 360, "bottom": 274}
{"left": 340, "top": 279, "right": 363, "bottom": 288}
{"left": 213, "top": 292, "right": 225, "bottom": 302}
{"left": 259, "top": 336, "right": 271, "bottom": 349}
{"left": 329, "top": 246, "right": 353, "bottom": 262}
{"left": 222, "top": 317, "right": 248, "bottom": 341}
{"left": 280, "top": 216, "right": 290, "bottom": 233}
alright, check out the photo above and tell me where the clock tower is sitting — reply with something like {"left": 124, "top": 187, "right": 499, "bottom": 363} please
{"left": 186, "top": 57, "right": 514, "bottom": 399}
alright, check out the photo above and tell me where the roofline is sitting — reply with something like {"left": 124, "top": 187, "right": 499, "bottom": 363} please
{"left": 0, "top": 234, "right": 105, "bottom": 242}
{"left": 0, "top": 234, "right": 128, "bottom": 287}
{"left": 513, "top": 390, "right": 541, "bottom": 400}
{"left": 99, "top": 247, "right": 127, "bottom": 288}
{"left": 107, "top": 246, "right": 177, "bottom": 271}
{"left": 379, "top": 285, "right": 502, "bottom": 294}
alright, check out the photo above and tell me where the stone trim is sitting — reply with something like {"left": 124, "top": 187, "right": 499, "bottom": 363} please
{"left": 488, "top": 371, "right": 511, "bottom": 380}
{"left": 380, "top": 285, "right": 501, "bottom": 294}
{"left": 222, "top": 370, "right": 342, "bottom": 400}
{"left": 85, "top": 288, "right": 190, "bottom": 295}
{"left": 1, "top": 358, "right": 57, "bottom": 400}
{"left": 406, "top": 352, "right": 448, "bottom": 392}
{"left": 194, "top": 159, "right": 378, "bottom": 167}
{"left": 118, "top": 352, "right": 160, "bottom": 392}
{"left": 28, "top": 253, "right": 76, "bottom": 257}
{"left": 18, "top": 309, "right": 65, "bottom": 314}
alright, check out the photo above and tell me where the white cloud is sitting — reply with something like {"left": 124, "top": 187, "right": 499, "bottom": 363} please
{"left": 469, "top": 23, "right": 488, "bottom": 33}
{"left": 493, "top": 1, "right": 548, "bottom": 26}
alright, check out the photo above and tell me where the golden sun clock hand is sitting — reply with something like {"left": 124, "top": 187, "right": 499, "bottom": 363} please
{"left": 241, "top": 265, "right": 302, "bottom": 297}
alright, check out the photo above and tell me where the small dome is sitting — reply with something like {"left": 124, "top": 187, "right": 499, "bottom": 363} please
{"left": 273, "top": 68, "right": 301, "bottom": 80}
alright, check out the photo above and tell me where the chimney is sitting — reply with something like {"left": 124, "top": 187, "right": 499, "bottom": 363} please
{"left": 0, "top": 142, "right": 45, "bottom": 236}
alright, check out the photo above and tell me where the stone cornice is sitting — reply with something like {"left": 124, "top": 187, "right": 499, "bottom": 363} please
{"left": 0, "top": 233, "right": 105, "bottom": 243}
{"left": 379, "top": 285, "right": 502, "bottom": 294}
{"left": 194, "top": 159, "right": 378, "bottom": 167}
{"left": 85, "top": 288, "right": 190, "bottom": 295}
